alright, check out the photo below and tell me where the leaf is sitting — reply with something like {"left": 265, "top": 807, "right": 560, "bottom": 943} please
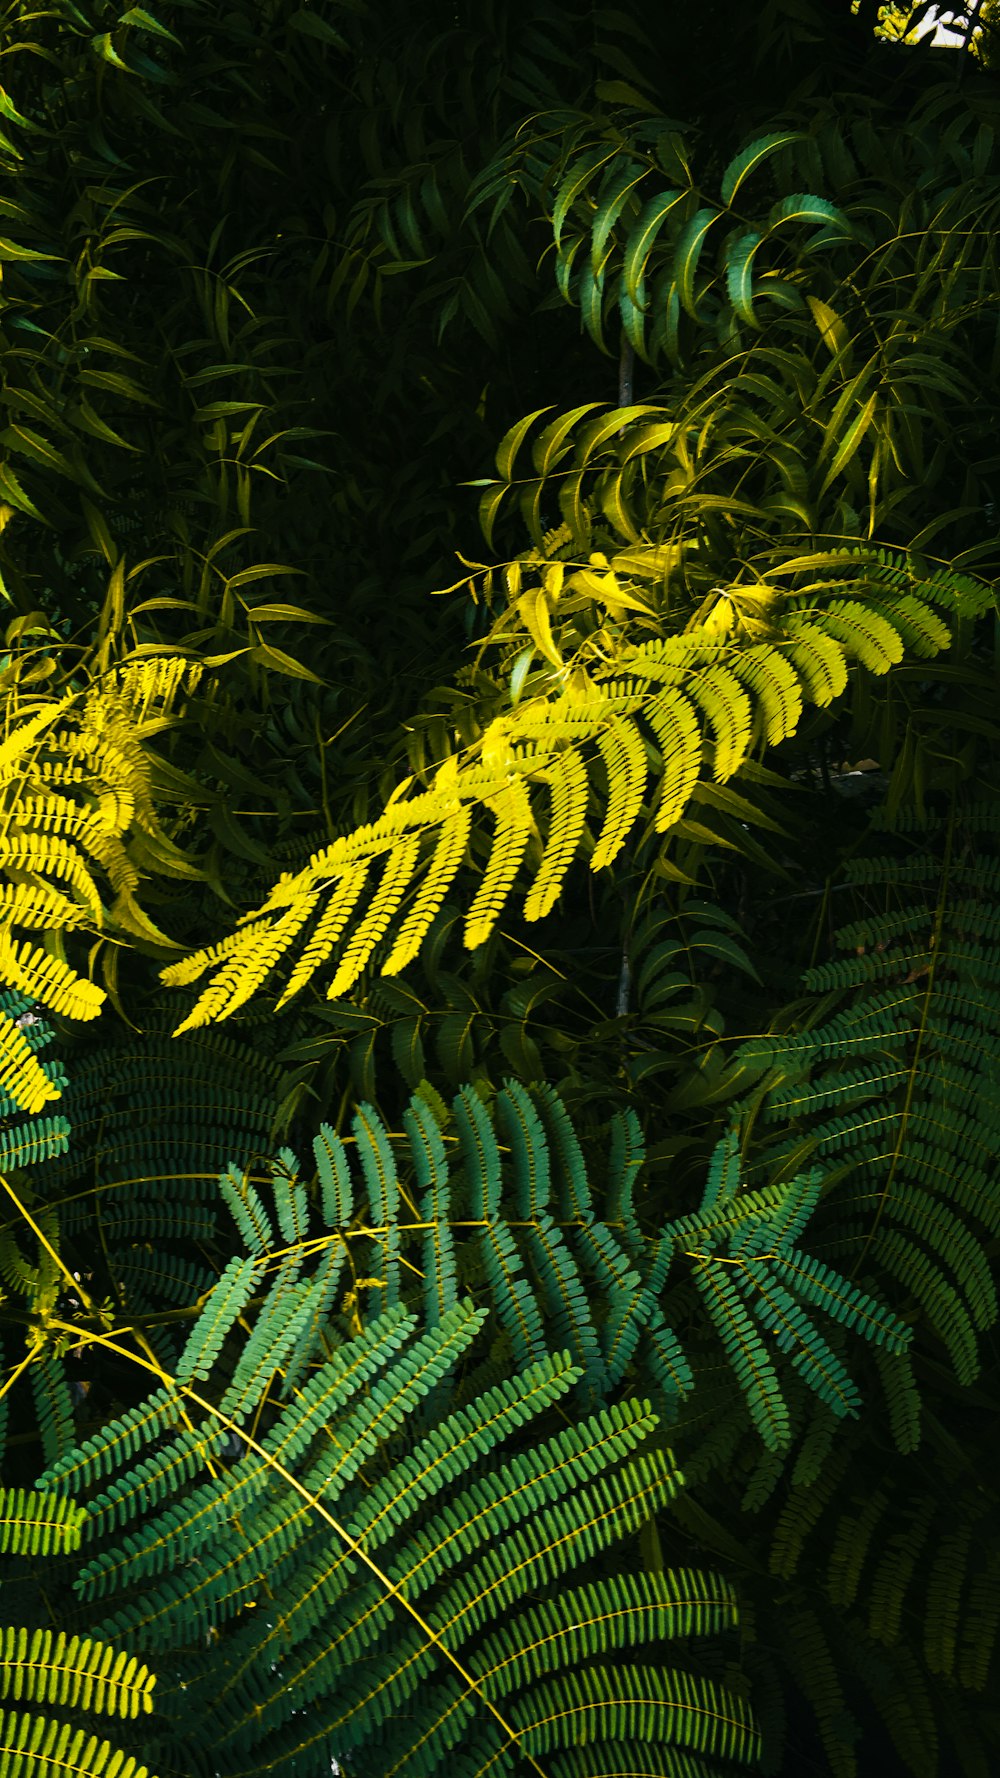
{"left": 0, "top": 462, "right": 45, "bottom": 522}
{"left": 495, "top": 407, "right": 553, "bottom": 482}
{"left": 552, "top": 145, "right": 620, "bottom": 249}
{"left": 0, "top": 238, "right": 61, "bottom": 263}
{"left": 246, "top": 603, "right": 332, "bottom": 624}
{"left": 120, "top": 6, "right": 184, "bottom": 45}
{"left": 674, "top": 208, "right": 719, "bottom": 319}
{"left": 249, "top": 643, "right": 326, "bottom": 683}
{"left": 591, "top": 159, "right": 648, "bottom": 274}
{"left": 79, "top": 368, "right": 159, "bottom": 407}
{"left": 817, "top": 393, "right": 878, "bottom": 496}
{"left": 288, "top": 7, "right": 348, "bottom": 46}
{"left": 725, "top": 231, "right": 763, "bottom": 326}
{"left": 769, "top": 193, "right": 853, "bottom": 236}
{"left": 622, "top": 188, "right": 686, "bottom": 305}
{"left": 721, "top": 132, "right": 805, "bottom": 206}
{"left": 531, "top": 403, "right": 604, "bottom": 478}
{"left": 517, "top": 586, "right": 562, "bottom": 668}
{"left": 807, "top": 295, "right": 848, "bottom": 355}
{"left": 0, "top": 425, "right": 79, "bottom": 484}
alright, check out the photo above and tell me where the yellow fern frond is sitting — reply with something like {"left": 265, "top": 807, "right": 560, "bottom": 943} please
{"left": 92, "top": 787, "right": 136, "bottom": 830}
{"left": 0, "top": 1627, "right": 155, "bottom": 1719}
{"left": 0, "top": 883, "right": 88, "bottom": 931}
{"left": 0, "top": 1013, "right": 64, "bottom": 1113}
{"left": 464, "top": 777, "right": 533, "bottom": 949}
{"left": 822, "top": 600, "right": 905, "bottom": 673}
{"left": 644, "top": 689, "right": 702, "bottom": 832}
{"left": 114, "top": 655, "right": 202, "bottom": 726}
{"left": 686, "top": 662, "right": 754, "bottom": 781}
{"left": 523, "top": 747, "right": 589, "bottom": 921}
{"left": 0, "top": 698, "right": 74, "bottom": 782}
{"left": 0, "top": 837, "right": 103, "bottom": 926}
{"left": 172, "top": 896, "right": 319, "bottom": 1034}
{"left": 328, "top": 834, "right": 423, "bottom": 996}
{"left": 12, "top": 797, "right": 136, "bottom": 894}
{"left": 729, "top": 645, "right": 803, "bottom": 746}
{"left": 591, "top": 715, "right": 648, "bottom": 870}
{"left": 274, "top": 865, "right": 369, "bottom": 1008}
{"left": 0, "top": 1706, "right": 153, "bottom": 1778}
{"left": 162, "top": 915, "right": 276, "bottom": 991}
{"left": 0, "top": 935, "right": 104, "bottom": 1022}
{"left": 382, "top": 804, "right": 472, "bottom": 975}
{"left": 782, "top": 620, "right": 849, "bottom": 706}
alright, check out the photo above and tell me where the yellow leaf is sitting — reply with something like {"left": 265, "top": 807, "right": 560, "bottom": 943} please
{"left": 517, "top": 586, "right": 562, "bottom": 667}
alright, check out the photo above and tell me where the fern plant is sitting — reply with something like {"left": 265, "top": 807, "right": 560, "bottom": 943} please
{"left": 35, "top": 1137, "right": 763, "bottom": 1778}
{"left": 0, "top": 5, "right": 997, "bottom": 1778}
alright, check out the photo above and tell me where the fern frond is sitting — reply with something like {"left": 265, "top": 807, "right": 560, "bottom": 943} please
{"left": 0, "top": 1487, "right": 86, "bottom": 1557}
{"left": 686, "top": 661, "right": 754, "bottom": 780}
{"left": 0, "top": 1628, "right": 155, "bottom": 1720}
{"left": 644, "top": 689, "right": 702, "bottom": 832}
{"left": 510, "top": 1662, "right": 760, "bottom": 1763}
{"left": 692, "top": 1260, "right": 791, "bottom": 1450}
{"left": 464, "top": 776, "right": 534, "bottom": 948}
{"left": 523, "top": 746, "right": 588, "bottom": 920}
{"left": 474, "top": 1567, "right": 740, "bottom": 1692}
{"left": 274, "top": 863, "right": 368, "bottom": 1007}
{"left": 0, "top": 1012, "right": 63, "bottom": 1113}
{"left": 174, "top": 1257, "right": 258, "bottom": 1386}
{"left": 328, "top": 832, "right": 422, "bottom": 995}
{"left": 0, "top": 1709, "right": 154, "bottom": 1778}
{"left": 382, "top": 804, "right": 471, "bottom": 974}
{"left": 592, "top": 713, "right": 648, "bottom": 868}
{"left": 0, "top": 934, "right": 103, "bottom": 1023}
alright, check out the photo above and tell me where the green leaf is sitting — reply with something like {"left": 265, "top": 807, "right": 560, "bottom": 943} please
{"left": 0, "top": 462, "right": 45, "bottom": 522}
{"left": 622, "top": 189, "right": 685, "bottom": 305}
{"left": 79, "top": 368, "right": 159, "bottom": 408}
{"left": 531, "top": 404, "right": 605, "bottom": 478}
{"left": 593, "top": 77, "right": 661, "bottom": 110}
{"left": 724, "top": 230, "right": 762, "bottom": 326}
{"left": 552, "top": 144, "right": 620, "bottom": 249}
{"left": 495, "top": 407, "right": 553, "bottom": 482}
{"left": 818, "top": 393, "right": 878, "bottom": 496}
{"left": 249, "top": 643, "right": 326, "bottom": 683}
{"left": 806, "top": 295, "right": 848, "bottom": 355}
{"left": 0, "top": 238, "right": 61, "bottom": 263}
{"left": 225, "top": 563, "right": 307, "bottom": 588}
{"left": 591, "top": 159, "right": 648, "bottom": 274}
{"left": 288, "top": 7, "right": 348, "bottom": 46}
{"left": 769, "top": 193, "right": 853, "bottom": 236}
{"left": 688, "top": 928, "right": 762, "bottom": 981}
{"left": 71, "top": 397, "right": 141, "bottom": 451}
{"left": 120, "top": 6, "right": 184, "bottom": 45}
{"left": 0, "top": 425, "right": 78, "bottom": 484}
{"left": 91, "top": 32, "right": 132, "bottom": 71}
{"left": 246, "top": 603, "right": 333, "bottom": 624}
{"left": 578, "top": 257, "right": 607, "bottom": 349}
{"left": 674, "top": 208, "right": 719, "bottom": 319}
{"left": 720, "top": 132, "right": 805, "bottom": 207}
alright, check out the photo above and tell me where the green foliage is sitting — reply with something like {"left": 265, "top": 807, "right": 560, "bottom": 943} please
{"left": 35, "top": 1153, "right": 761, "bottom": 1778}
{"left": 0, "top": 3, "right": 995, "bottom": 1778}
